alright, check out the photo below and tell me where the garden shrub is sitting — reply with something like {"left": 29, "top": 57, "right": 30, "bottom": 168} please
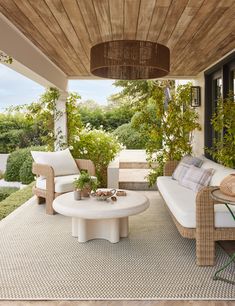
{"left": 5, "top": 146, "right": 45, "bottom": 183}
{"left": 71, "top": 127, "right": 123, "bottom": 187}
{"left": 0, "top": 187, "right": 19, "bottom": 202}
{"left": 19, "top": 155, "right": 35, "bottom": 184}
{"left": 113, "top": 123, "right": 147, "bottom": 149}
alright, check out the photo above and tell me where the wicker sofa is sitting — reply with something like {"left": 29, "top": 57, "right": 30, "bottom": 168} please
{"left": 32, "top": 159, "right": 95, "bottom": 215}
{"left": 157, "top": 157, "right": 235, "bottom": 266}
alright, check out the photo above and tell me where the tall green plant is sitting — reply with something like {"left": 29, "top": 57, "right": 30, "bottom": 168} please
{"left": 8, "top": 88, "right": 82, "bottom": 151}
{"left": 207, "top": 93, "right": 235, "bottom": 168}
{"left": 147, "top": 83, "right": 201, "bottom": 185}
{"left": 71, "top": 127, "right": 123, "bottom": 187}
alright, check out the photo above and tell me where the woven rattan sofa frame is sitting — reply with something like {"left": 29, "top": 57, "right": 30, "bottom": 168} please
{"left": 32, "top": 159, "right": 95, "bottom": 215}
{"left": 161, "top": 160, "right": 235, "bottom": 266}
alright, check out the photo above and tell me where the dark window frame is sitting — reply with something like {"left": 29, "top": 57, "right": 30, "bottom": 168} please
{"left": 204, "top": 52, "right": 235, "bottom": 157}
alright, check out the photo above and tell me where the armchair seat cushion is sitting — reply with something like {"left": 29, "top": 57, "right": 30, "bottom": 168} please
{"left": 36, "top": 174, "right": 80, "bottom": 193}
{"left": 157, "top": 176, "right": 235, "bottom": 228}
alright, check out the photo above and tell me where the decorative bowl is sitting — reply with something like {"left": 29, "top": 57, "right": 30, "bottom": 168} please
{"left": 91, "top": 189, "right": 116, "bottom": 201}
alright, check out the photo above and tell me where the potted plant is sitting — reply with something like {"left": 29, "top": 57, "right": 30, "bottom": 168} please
{"left": 74, "top": 172, "right": 98, "bottom": 199}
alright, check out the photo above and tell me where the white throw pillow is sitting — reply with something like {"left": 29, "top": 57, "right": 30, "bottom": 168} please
{"left": 31, "top": 148, "right": 80, "bottom": 177}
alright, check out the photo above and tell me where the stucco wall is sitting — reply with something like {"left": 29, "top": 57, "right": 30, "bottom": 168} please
{"left": 0, "top": 154, "right": 9, "bottom": 173}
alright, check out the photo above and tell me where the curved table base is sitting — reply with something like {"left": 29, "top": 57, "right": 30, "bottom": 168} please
{"left": 72, "top": 217, "right": 129, "bottom": 243}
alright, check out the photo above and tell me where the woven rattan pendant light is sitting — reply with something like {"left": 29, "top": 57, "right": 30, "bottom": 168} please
{"left": 90, "top": 40, "right": 170, "bottom": 80}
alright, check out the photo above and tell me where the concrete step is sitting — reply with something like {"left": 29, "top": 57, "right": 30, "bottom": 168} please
{"left": 118, "top": 169, "right": 157, "bottom": 190}
{"left": 119, "top": 181, "right": 157, "bottom": 191}
{"left": 119, "top": 162, "right": 149, "bottom": 169}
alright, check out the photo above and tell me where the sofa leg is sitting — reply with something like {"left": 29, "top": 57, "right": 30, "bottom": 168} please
{"left": 46, "top": 195, "right": 55, "bottom": 215}
{"left": 37, "top": 196, "right": 45, "bottom": 205}
{"left": 196, "top": 238, "right": 215, "bottom": 266}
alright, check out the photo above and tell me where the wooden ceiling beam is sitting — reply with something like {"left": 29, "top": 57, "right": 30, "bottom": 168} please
{"left": 44, "top": 0, "right": 89, "bottom": 74}
{"left": 109, "top": 0, "right": 124, "bottom": 40}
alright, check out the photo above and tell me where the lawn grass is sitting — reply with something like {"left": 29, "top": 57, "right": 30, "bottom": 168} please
{"left": 0, "top": 182, "right": 34, "bottom": 221}
{"left": 0, "top": 186, "right": 19, "bottom": 202}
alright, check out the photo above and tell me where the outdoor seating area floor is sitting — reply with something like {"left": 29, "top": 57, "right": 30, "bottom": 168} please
{"left": 0, "top": 191, "right": 234, "bottom": 300}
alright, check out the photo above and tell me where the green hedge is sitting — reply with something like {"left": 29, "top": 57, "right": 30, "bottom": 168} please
{"left": 113, "top": 123, "right": 147, "bottom": 149}
{"left": 19, "top": 156, "right": 35, "bottom": 184}
{"left": 0, "top": 183, "right": 33, "bottom": 220}
{"left": 0, "top": 187, "right": 19, "bottom": 202}
{"left": 4, "top": 146, "right": 45, "bottom": 183}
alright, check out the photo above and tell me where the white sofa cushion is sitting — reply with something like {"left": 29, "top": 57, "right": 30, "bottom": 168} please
{"left": 201, "top": 157, "right": 235, "bottom": 186}
{"left": 36, "top": 174, "right": 80, "bottom": 193}
{"left": 157, "top": 176, "right": 235, "bottom": 228}
{"left": 31, "top": 148, "right": 80, "bottom": 177}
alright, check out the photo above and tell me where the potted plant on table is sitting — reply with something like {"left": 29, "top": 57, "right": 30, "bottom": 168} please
{"left": 74, "top": 172, "right": 98, "bottom": 200}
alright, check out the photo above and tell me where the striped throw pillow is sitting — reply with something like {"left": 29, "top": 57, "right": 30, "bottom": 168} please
{"left": 179, "top": 165, "right": 214, "bottom": 192}
{"left": 172, "top": 155, "right": 203, "bottom": 181}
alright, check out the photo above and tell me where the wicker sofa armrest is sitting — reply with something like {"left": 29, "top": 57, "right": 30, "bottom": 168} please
{"left": 195, "top": 186, "right": 220, "bottom": 265}
{"left": 75, "top": 159, "right": 96, "bottom": 176}
{"left": 163, "top": 160, "right": 179, "bottom": 176}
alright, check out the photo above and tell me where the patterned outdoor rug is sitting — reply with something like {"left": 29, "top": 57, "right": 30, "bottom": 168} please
{"left": 0, "top": 191, "right": 234, "bottom": 300}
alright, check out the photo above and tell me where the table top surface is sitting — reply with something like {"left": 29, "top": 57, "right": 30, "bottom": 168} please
{"left": 53, "top": 189, "right": 150, "bottom": 219}
{"left": 210, "top": 188, "right": 235, "bottom": 205}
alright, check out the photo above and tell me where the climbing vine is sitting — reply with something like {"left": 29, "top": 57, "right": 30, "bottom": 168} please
{"left": 207, "top": 92, "right": 235, "bottom": 168}
{"left": 147, "top": 83, "right": 201, "bottom": 186}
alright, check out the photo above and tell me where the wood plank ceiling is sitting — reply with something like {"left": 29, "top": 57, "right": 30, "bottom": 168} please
{"left": 0, "top": 0, "right": 234, "bottom": 78}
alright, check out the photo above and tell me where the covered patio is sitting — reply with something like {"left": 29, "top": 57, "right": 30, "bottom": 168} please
{"left": 0, "top": 0, "right": 235, "bottom": 304}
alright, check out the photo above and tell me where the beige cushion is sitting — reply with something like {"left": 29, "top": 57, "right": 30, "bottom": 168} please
{"left": 157, "top": 176, "right": 235, "bottom": 228}
{"left": 201, "top": 157, "right": 235, "bottom": 186}
{"left": 179, "top": 165, "right": 214, "bottom": 192}
{"left": 31, "top": 148, "right": 80, "bottom": 177}
{"left": 36, "top": 174, "right": 80, "bottom": 193}
{"left": 172, "top": 155, "right": 203, "bottom": 181}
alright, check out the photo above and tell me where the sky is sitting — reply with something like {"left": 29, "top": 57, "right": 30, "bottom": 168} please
{"left": 0, "top": 64, "right": 120, "bottom": 111}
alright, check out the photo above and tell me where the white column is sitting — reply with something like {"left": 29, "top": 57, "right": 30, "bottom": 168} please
{"left": 54, "top": 91, "right": 68, "bottom": 151}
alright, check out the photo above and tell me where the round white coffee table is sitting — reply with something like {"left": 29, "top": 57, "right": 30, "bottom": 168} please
{"left": 53, "top": 190, "right": 149, "bottom": 243}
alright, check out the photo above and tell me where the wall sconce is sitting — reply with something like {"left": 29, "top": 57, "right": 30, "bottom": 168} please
{"left": 190, "top": 86, "right": 201, "bottom": 107}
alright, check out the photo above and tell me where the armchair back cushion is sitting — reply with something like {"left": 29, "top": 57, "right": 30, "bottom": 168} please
{"left": 31, "top": 148, "right": 80, "bottom": 177}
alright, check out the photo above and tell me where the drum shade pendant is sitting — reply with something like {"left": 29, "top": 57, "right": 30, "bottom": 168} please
{"left": 90, "top": 40, "right": 170, "bottom": 80}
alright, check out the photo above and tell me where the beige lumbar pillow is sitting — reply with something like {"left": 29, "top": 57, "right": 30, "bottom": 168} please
{"left": 31, "top": 148, "right": 80, "bottom": 177}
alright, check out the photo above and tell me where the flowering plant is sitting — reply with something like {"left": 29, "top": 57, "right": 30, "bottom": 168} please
{"left": 71, "top": 125, "right": 123, "bottom": 186}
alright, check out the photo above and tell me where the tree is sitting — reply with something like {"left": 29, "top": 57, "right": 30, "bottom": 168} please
{"left": 111, "top": 80, "right": 200, "bottom": 186}
{"left": 0, "top": 113, "right": 43, "bottom": 153}
{"left": 207, "top": 92, "right": 235, "bottom": 168}
{"left": 147, "top": 83, "right": 201, "bottom": 185}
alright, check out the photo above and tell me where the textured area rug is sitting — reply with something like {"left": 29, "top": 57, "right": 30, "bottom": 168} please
{"left": 0, "top": 192, "right": 234, "bottom": 300}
